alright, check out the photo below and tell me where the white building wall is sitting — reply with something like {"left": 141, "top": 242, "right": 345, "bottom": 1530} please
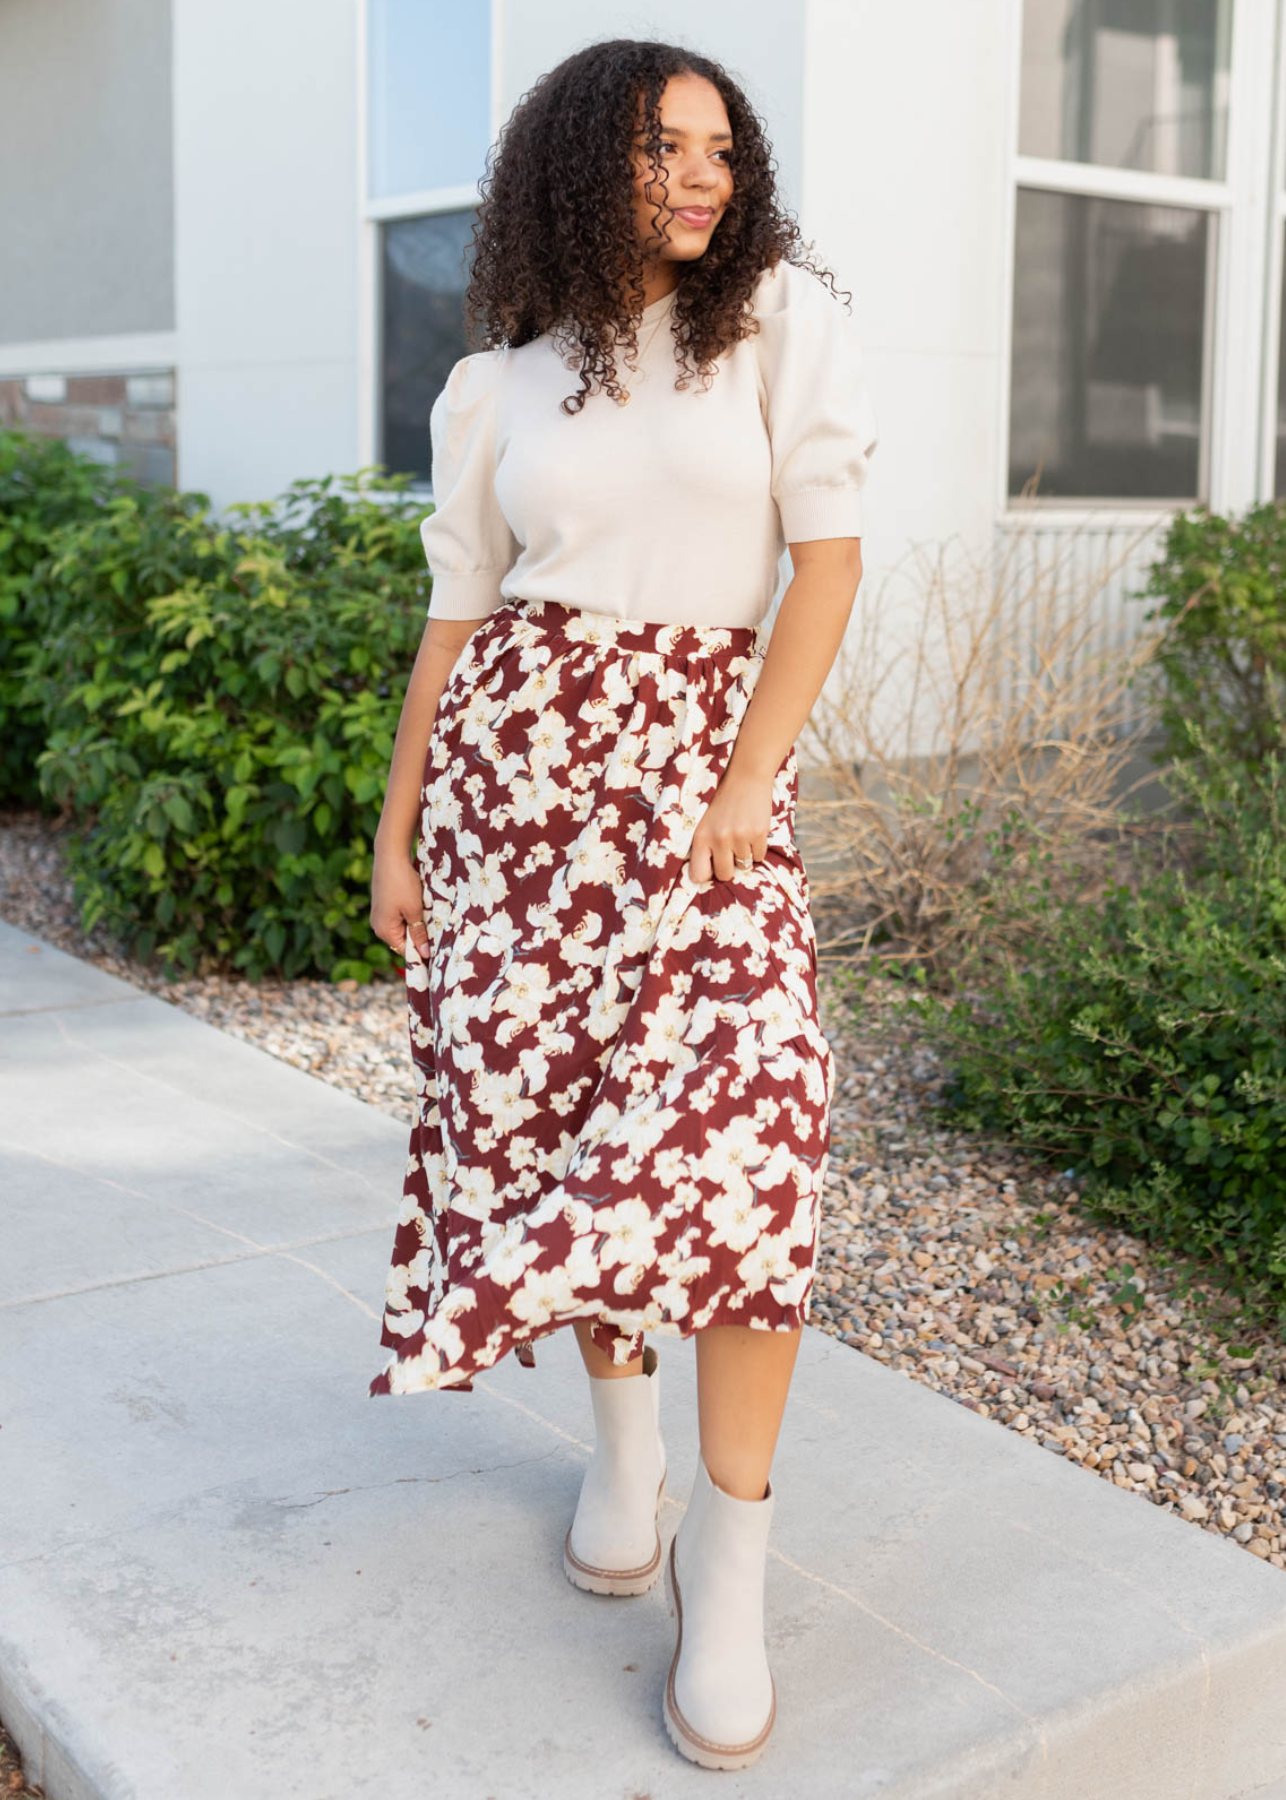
{"left": 172, "top": 0, "right": 360, "bottom": 501}
{"left": 798, "top": 0, "right": 1025, "bottom": 753}
{"left": 804, "top": 0, "right": 1020, "bottom": 560}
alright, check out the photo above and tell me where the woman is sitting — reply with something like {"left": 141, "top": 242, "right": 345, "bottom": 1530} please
{"left": 368, "top": 37, "right": 878, "bottom": 1772}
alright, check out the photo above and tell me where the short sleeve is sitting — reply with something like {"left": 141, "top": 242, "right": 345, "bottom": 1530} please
{"left": 752, "top": 260, "right": 879, "bottom": 544}
{"left": 421, "top": 349, "right": 520, "bottom": 620}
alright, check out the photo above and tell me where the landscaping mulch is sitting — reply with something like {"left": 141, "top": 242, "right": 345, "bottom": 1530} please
{"left": 1, "top": 1719, "right": 41, "bottom": 1797}
{"left": 4, "top": 808, "right": 1284, "bottom": 1591}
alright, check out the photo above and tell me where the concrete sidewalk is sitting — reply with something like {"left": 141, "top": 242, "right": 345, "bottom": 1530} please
{"left": 2, "top": 916, "right": 1285, "bottom": 1800}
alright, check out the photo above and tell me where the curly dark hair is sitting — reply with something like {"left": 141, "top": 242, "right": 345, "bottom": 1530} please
{"left": 460, "top": 37, "right": 851, "bottom": 414}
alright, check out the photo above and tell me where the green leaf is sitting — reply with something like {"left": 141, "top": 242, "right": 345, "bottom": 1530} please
{"left": 163, "top": 793, "right": 195, "bottom": 833}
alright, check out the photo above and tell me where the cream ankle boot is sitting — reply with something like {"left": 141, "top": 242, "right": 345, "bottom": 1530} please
{"left": 563, "top": 1343, "right": 666, "bottom": 1595}
{"left": 663, "top": 1453, "right": 776, "bottom": 1769}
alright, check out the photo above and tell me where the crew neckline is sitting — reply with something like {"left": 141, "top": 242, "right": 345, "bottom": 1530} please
{"left": 638, "top": 284, "right": 679, "bottom": 322}
{"left": 545, "top": 282, "right": 678, "bottom": 348}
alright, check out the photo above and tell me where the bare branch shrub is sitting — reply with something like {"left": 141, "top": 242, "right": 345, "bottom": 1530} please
{"left": 797, "top": 507, "right": 1188, "bottom": 972}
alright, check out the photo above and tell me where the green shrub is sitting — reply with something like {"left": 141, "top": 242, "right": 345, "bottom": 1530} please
{"left": 25, "top": 469, "right": 431, "bottom": 982}
{"left": 907, "top": 751, "right": 1286, "bottom": 1322}
{"left": 1140, "top": 499, "right": 1286, "bottom": 777}
{"left": 0, "top": 428, "right": 130, "bottom": 804}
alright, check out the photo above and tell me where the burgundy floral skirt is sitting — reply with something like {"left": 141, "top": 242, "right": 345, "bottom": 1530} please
{"left": 369, "top": 594, "right": 836, "bottom": 1396}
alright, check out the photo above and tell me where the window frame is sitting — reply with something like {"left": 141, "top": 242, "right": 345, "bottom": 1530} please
{"left": 1261, "top": 0, "right": 1286, "bottom": 496}
{"left": 998, "top": 0, "right": 1284, "bottom": 525}
{"left": 355, "top": 0, "right": 502, "bottom": 497}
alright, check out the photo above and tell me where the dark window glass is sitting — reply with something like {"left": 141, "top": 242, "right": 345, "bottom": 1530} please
{"left": 379, "top": 210, "right": 475, "bottom": 486}
{"left": 1009, "top": 186, "right": 1209, "bottom": 501}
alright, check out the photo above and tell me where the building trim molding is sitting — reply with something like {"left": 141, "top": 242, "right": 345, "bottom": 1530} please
{"left": 0, "top": 331, "right": 179, "bottom": 378}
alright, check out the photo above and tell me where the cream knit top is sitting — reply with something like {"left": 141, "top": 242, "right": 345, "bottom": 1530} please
{"left": 420, "top": 258, "right": 879, "bottom": 629}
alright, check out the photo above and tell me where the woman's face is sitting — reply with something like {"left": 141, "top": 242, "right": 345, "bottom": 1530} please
{"left": 629, "top": 73, "right": 734, "bottom": 271}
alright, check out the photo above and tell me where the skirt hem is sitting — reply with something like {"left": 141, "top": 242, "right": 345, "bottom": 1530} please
{"left": 368, "top": 1300, "right": 814, "bottom": 1397}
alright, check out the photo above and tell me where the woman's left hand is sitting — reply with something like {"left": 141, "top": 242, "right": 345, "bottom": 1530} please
{"left": 687, "top": 768, "right": 774, "bottom": 882}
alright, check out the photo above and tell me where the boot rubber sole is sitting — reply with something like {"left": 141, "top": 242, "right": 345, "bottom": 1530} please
{"left": 662, "top": 1534, "right": 776, "bottom": 1769}
{"left": 562, "top": 1464, "right": 667, "bottom": 1596}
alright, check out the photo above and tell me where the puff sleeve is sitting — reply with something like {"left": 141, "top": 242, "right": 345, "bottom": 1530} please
{"left": 421, "top": 348, "right": 521, "bottom": 620}
{"left": 752, "top": 260, "right": 879, "bottom": 544}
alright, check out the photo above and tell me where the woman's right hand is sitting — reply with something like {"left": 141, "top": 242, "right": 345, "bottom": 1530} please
{"left": 370, "top": 847, "right": 431, "bottom": 960}
{"left": 368, "top": 615, "right": 480, "bottom": 962}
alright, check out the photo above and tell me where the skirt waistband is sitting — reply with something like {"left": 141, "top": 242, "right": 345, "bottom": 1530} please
{"left": 501, "top": 595, "right": 768, "bottom": 665}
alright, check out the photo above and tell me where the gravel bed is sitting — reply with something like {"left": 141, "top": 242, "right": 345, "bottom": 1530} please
{"left": 4, "top": 807, "right": 1285, "bottom": 1579}
{"left": 0, "top": 1719, "right": 40, "bottom": 1798}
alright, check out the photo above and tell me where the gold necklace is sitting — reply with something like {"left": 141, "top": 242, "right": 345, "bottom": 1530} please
{"left": 615, "top": 295, "right": 675, "bottom": 405}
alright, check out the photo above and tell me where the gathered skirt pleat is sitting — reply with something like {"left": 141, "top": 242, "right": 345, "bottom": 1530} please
{"left": 368, "top": 594, "right": 836, "bottom": 1396}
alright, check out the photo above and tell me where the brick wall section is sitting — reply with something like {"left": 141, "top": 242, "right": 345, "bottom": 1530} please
{"left": 0, "top": 370, "right": 177, "bottom": 487}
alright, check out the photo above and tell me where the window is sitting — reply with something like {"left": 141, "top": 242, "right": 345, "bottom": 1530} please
{"left": 1009, "top": 0, "right": 1233, "bottom": 505}
{"left": 367, "top": 0, "right": 491, "bottom": 197}
{"left": 1018, "top": 1, "right": 1230, "bottom": 181}
{"left": 380, "top": 211, "right": 479, "bottom": 485}
{"left": 1010, "top": 190, "right": 1209, "bottom": 499}
{"left": 362, "top": 0, "right": 492, "bottom": 486}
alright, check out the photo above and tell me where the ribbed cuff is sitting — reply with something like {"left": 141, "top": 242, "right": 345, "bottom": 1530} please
{"left": 425, "top": 571, "right": 507, "bottom": 619}
{"left": 776, "top": 487, "right": 865, "bottom": 544}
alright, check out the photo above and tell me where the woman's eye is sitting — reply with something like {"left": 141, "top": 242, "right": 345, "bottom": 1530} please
{"left": 656, "top": 141, "right": 731, "bottom": 161}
